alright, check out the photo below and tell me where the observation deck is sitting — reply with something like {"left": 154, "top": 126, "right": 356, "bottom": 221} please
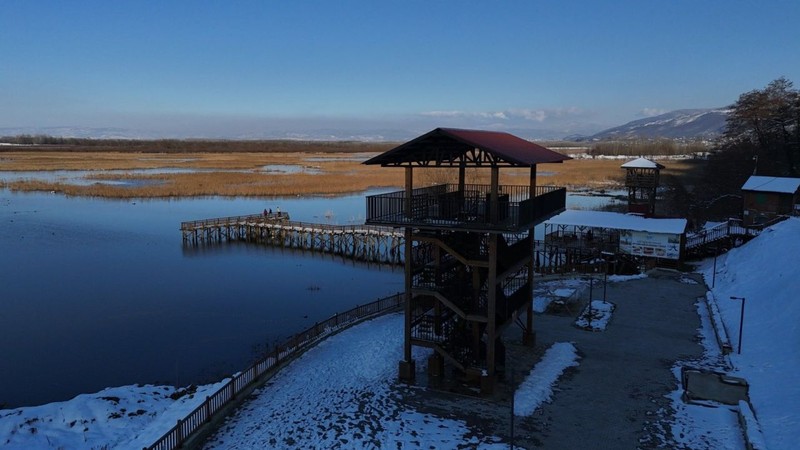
{"left": 366, "top": 183, "right": 566, "bottom": 232}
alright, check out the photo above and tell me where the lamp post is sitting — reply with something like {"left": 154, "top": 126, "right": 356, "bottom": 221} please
{"left": 601, "top": 251, "right": 615, "bottom": 302}
{"left": 711, "top": 246, "right": 718, "bottom": 289}
{"left": 587, "top": 277, "right": 593, "bottom": 327}
{"left": 730, "top": 296, "right": 746, "bottom": 354}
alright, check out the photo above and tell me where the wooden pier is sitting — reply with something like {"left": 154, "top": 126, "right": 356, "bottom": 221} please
{"left": 180, "top": 213, "right": 405, "bottom": 264}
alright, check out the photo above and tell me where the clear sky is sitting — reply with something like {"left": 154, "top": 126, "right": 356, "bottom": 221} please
{"left": 2, "top": 1, "right": 799, "bottom": 140}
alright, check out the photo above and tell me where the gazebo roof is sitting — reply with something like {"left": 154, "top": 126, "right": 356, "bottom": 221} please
{"left": 621, "top": 157, "right": 665, "bottom": 170}
{"left": 363, "top": 127, "right": 571, "bottom": 167}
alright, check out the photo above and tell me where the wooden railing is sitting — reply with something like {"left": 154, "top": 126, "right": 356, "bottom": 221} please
{"left": 365, "top": 183, "right": 566, "bottom": 232}
{"left": 180, "top": 214, "right": 400, "bottom": 236}
{"left": 180, "top": 213, "right": 284, "bottom": 230}
{"left": 685, "top": 218, "right": 763, "bottom": 250}
{"left": 145, "top": 292, "right": 403, "bottom": 450}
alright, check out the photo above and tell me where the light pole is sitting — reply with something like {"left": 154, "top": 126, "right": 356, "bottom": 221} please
{"left": 730, "top": 296, "right": 746, "bottom": 354}
{"left": 711, "top": 246, "right": 718, "bottom": 289}
{"left": 587, "top": 277, "right": 594, "bottom": 327}
{"left": 601, "top": 251, "right": 614, "bottom": 302}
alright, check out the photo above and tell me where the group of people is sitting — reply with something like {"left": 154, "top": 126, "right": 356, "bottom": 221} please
{"left": 263, "top": 207, "right": 281, "bottom": 218}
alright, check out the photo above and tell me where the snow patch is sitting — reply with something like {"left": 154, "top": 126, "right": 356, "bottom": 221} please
{"left": 574, "top": 300, "right": 615, "bottom": 331}
{"left": 514, "top": 342, "right": 580, "bottom": 417}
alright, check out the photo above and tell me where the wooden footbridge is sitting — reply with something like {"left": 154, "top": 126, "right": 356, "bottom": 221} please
{"left": 180, "top": 212, "right": 405, "bottom": 264}
{"left": 684, "top": 218, "right": 764, "bottom": 258}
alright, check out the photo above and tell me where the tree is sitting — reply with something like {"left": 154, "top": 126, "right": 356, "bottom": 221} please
{"left": 723, "top": 77, "right": 800, "bottom": 177}
{"left": 685, "top": 78, "right": 800, "bottom": 224}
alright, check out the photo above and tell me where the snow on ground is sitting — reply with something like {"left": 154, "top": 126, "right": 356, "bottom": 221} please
{"left": 204, "top": 313, "right": 509, "bottom": 449}
{"left": 533, "top": 278, "right": 585, "bottom": 313}
{"left": 646, "top": 294, "right": 745, "bottom": 449}
{"left": 696, "top": 217, "right": 800, "bottom": 449}
{"left": 607, "top": 273, "right": 647, "bottom": 282}
{"left": 513, "top": 342, "right": 580, "bottom": 417}
{"left": 662, "top": 366, "right": 746, "bottom": 449}
{"left": 574, "top": 300, "right": 615, "bottom": 331}
{"left": 0, "top": 381, "right": 228, "bottom": 450}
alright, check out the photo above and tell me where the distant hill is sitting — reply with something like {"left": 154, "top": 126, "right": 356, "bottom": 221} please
{"left": 581, "top": 108, "right": 730, "bottom": 141}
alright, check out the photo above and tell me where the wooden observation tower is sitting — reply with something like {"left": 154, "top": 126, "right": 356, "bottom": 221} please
{"left": 621, "top": 157, "right": 664, "bottom": 216}
{"left": 364, "top": 128, "right": 570, "bottom": 393}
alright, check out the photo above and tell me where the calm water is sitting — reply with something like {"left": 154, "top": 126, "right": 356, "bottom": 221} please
{"left": 0, "top": 189, "right": 401, "bottom": 408}
{"left": 0, "top": 185, "right": 616, "bottom": 408}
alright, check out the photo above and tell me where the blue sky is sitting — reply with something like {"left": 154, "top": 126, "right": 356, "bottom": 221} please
{"left": 2, "top": 1, "right": 799, "bottom": 139}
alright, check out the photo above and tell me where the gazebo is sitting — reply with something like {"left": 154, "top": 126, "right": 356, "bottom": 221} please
{"left": 621, "top": 157, "right": 664, "bottom": 216}
{"left": 364, "top": 127, "right": 570, "bottom": 393}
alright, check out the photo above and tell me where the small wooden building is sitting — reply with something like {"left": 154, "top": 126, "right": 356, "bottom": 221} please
{"left": 363, "top": 127, "right": 570, "bottom": 393}
{"left": 741, "top": 175, "right": 800, "bottom": 226}
{"left": 621, "top": 157, "right": 664, "bottom": 216}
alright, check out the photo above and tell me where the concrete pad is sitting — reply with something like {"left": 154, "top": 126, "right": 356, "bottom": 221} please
{"left": 682, "top": 367, "right": 749, "bottom": 405}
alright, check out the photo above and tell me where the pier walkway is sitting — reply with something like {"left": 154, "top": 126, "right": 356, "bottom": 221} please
{"left": 180, "top": 213, "right": 405, "bottom": 264}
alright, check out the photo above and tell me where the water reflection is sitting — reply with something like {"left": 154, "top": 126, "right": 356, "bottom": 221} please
{"left": 0, "top": 190, "right": 401, "bottom": 408}
{"left": 260, "top": 164, "right": 321, "bottom": 174}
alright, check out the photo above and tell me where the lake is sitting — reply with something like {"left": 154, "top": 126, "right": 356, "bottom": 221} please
{"left": 0, "top": 185, "right": 622, "bottom": 408}
{"left": 0, "top": 189, "right": 403, "bottom": 408}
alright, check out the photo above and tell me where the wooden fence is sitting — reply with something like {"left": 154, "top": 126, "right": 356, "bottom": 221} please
{"left": 145, "top": 292, "right": 404, "bottom": 450}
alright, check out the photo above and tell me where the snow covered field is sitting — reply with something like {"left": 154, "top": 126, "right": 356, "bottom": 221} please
{"left": 0, "top": 381, "right": 229, "bottom": 450}
{"left": 697, "top": 217, "right": 800, "bottom": 449}
{"left": 1, "top": 218, "right": 797, "bottom": 449}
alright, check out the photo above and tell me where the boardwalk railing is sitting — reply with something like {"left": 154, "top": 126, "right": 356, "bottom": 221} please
{"left": 180, "top": 213, "right": 405, "bottom": 264}
{"left": 685, "top": 218, "right": 765, "bottom": 252}
{"left": 365, "top": 184, "right": 566, "bottom": 232}
{"left": 145, "top": 292, "right": 404, "bottom": 450}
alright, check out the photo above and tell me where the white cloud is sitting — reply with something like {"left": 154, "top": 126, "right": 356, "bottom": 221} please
{"left": 419, "top": 110, "right": 509, "bottom": 120}
{"left": 639, "top": 108, "right": 667, "bottom": 117}
{"left": 419, "top": 107, "right": 588, "bottom": 124}
{"left": 510, "top": 109, "right": 548, "bottom": 122}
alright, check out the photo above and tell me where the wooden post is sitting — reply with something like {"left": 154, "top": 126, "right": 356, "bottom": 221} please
{"left": 486, "top": 233, "right": 498, "bottom": 383}
{"left": 458, "top": 160, "right": 466, "bottom": 196}
{"left": 176, "top": 419, "right": 183, "bottom": 444}
{"left": 490, "top": 166, "right": 499, "bottom": 224}
{"left": 405, "top": 166, "right": 413, "bottom": 219}
{"left": 526, "top": 164, "right": 537, "bottom": 345}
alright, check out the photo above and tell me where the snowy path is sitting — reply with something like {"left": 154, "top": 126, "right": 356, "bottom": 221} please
{"left": 204, "top": 313, "right": 509, "bottom": 449}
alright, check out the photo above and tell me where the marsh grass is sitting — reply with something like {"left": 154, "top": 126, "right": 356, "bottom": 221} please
{"left": 1, "top": 151, "right": 702, "bottom": 198}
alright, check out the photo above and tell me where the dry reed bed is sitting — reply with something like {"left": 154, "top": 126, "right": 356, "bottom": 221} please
{"left": 0, "top": 152, "right": 699, "bottom": 198}
{"left": 0, "top": 151, "right": 378, "bottom": 171}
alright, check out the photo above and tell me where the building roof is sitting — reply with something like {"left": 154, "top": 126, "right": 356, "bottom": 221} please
{"left": 545, "top": 210, "right": 687, "bottom": 234}
{"left": 741, "top": 175, "right": 800, "bottom": 194}
{"left": 363, "top": 127, "right": 571, "bottom": 167}
{"left": 620, "top": 157, "right": 665, "bottom": 170}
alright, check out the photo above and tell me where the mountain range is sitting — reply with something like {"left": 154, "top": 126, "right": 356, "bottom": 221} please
{"left": 575, "top": 108, "right": 729, "bottom": 141}
{"left": 0, "top": 108, "right": 730, "bottom": 142}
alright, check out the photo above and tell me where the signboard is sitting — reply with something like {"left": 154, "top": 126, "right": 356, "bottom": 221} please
{"left": 619, "top": 230, "right": 681, "bottom": 260}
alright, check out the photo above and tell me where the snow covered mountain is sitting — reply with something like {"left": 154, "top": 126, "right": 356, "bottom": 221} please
{"left": 585, "top": 108, "right": 730, "bottom": 141}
